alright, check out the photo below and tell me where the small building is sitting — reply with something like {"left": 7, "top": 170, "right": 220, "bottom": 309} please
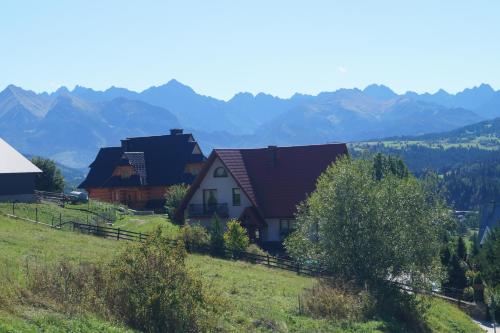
{"left": 479, "top": 202, "right": 500, "bottom": 245}
{"left": 78, "top": 129, "right": 206, "bottom": 210}
{"left": 178, "top": 143, "right": 348, "bottom": 245}
{"left": 0, "top": 137, "right": 42, "bottom": 202}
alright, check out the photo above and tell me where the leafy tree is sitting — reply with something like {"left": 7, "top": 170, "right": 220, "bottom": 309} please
{"left": 164, "top": 184, "right": 188, "bottom": 223}
{"left": 31, "top": 157, "right": 65, "bottom": 192}
{"left": 223, "top": 219, "right": 249, "bottom": 255}
{"left": 285, "top": 155, "right": 446, "bottom": 291}
{"left": 457, "top": 237, "right": 467, "bottom": 262}
{"left": 210, "top": 214, "right": 224, "bottom": 256}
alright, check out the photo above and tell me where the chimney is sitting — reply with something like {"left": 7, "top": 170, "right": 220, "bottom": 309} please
{"left": 121, "top": 139, "right": 130, "bottom": 151}
{"left": 170, "top": 128, "right": 184, "bottom": 135}
{"left": 268, "top": 145, "right": 278, "bottom": 167}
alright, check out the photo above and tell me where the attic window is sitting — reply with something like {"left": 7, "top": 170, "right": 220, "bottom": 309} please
{"left": 213, "top": 167, "right": 228, "bottom": 178}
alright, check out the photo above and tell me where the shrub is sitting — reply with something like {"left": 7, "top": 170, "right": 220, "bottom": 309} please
{"left": 463, "top": 286, "right": 475, "bottom": 302}
{"left": 210, "top": 214, "right": 224, "bottom": 256}
{"left": 106, "top": 229, "right": 222, "bottom": 332}
{"left": 298, "top": 280, "right": 375, "bottom": 321}
{"left": 25, "top": 228, "right": 223, "bottom": 333}
{"left": 223, "top": 219, "right": 249, "bottom": 256}
{"left": 164, "top": 184, "right": 188, "bottom": 223}
{"left": 177, "top": 224, "right": 210, "bottom": 251}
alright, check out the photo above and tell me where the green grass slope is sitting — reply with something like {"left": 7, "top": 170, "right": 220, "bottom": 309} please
{"left": 0, "top": 212, "right": 483, "bottom": 333}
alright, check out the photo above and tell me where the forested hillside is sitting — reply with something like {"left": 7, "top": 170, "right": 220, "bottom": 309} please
{"left": 351, "top": 144, "right": 500, "bottom": 210}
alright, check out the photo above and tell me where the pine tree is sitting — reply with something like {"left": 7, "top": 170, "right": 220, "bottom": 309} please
{"left": 210, "top": 214, "right": 224, "bottom": 256}
{"left": 457, "top": 237, "right": 467, "bottom": 262}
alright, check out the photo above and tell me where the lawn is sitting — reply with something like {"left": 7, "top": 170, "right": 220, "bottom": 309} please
{"left": 0, "top": 210, "right": 483, "bottom": 333}
{"left": 112, "top": 215, "right": 179, "bottom": 234}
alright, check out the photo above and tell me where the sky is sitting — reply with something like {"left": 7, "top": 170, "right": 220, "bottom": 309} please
{"left": 1, "top": 0, "right": 500, "bottom": 100}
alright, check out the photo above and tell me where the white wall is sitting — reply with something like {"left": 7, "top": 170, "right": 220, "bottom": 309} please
{"left": 187, "top": 157, "right": 252, "bottom": 229}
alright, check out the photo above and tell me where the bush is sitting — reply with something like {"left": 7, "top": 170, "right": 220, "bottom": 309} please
{"left": 463, "top": 286, "right": 475, "bottom": 302}
{"left": 25, "top": 228, "right": 223, "bottom": 333}
{"left": 223, "top": 219, "right": 249, "bottom": 256}
{"left": 164, "top": 184, "right": 188, "bottom": 223}
{"left": 298, "top": 280, "right": 375, "bottom": 321}
{"left": 177, "top": 224, "right": 210, "bottom": 251}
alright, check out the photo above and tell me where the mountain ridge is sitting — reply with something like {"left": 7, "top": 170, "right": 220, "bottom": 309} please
{"left": 1, "top": 80, "right": 499, "bottom": 169}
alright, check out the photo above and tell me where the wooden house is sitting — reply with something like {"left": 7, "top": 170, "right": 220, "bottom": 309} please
{"left": 79, "top": 129, "right": 205, "bottom": 210}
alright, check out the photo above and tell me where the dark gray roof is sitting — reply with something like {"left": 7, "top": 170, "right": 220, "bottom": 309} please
{"left": 479, "top": 202, "right": 500, "bottom": 245}
{"left": 79, "top": 132, "right": 205, "bottom": 189}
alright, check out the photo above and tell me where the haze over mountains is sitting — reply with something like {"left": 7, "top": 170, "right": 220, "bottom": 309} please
{"left": 1, "top": 80, "right": 499, "bottom": 170}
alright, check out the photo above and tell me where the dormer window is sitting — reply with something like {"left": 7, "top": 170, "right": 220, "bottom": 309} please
{"left": 213, "top": 167, "right": 228, "bottom": 178}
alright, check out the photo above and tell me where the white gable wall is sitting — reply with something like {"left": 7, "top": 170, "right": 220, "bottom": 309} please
{"left": 187, "top": 157, "right": 252, "bottom": 228}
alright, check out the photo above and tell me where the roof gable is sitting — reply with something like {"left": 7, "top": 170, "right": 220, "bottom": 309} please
{"left": 180, "top": 143, "right": 348, "bottom": 219}
{"left": 0, "top": 137, "right": 42, "bottom": 174}
{"left": 79, "top": 132, "right": 205, "bottom": 189}
{"left": 479, "top": 202, "right": 500, "bottom": 244}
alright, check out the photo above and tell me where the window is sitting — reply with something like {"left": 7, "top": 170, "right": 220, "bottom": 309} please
{"left": 232, "top": 188, "right": 241, "bottom": 206}
{"left": 213, "top": 167, "right": 228, "bottom": 178}
{"left": 203, "top": 189, "right": 218, "bottom": 206}
{"left": 279, "top": 219, "right": 295, "bottom": 238}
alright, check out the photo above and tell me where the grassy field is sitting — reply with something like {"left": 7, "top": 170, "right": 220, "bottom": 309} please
{"left": 350, "top": 135, "right": 500, "bottom": 152}
{"left": 0, "top": 206, "right": 484, "bottom": 333}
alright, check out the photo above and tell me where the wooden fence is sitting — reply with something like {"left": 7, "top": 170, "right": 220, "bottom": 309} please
{"left": 70, "top": 221, "right": 322, "bottom": 276}
{"left": 2, "top": 205, "right": 475, "bottom": 309}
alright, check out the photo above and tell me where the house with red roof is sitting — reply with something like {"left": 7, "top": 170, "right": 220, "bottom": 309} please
{"left": 178, "top": 143, "right": 348, "bottom": 244}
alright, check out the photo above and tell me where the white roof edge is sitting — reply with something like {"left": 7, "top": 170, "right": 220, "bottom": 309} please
{"left": 0, "top": 137, "right": 42, "bottom": 174}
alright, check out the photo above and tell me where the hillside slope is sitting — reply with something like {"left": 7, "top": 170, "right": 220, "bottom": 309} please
{"left": 0, "top": 213, "right": 483, "bottom": 333}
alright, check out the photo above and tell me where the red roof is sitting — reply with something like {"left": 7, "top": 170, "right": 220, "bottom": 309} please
{"left": 181, "top": 143, "right": 348, "bottom": 219}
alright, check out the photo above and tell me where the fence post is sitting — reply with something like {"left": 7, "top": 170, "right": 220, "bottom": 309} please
{"left": 296, "top": 262, "right": 300, "bottom": 275}
{"left": 117, "top": 228, "right": 120, "bottom": 240}
{"left": 59, "top": 213, "right": 62, "bottom": 228}
{"left": 35, "top": 207, "right": 38, "bottom": 222}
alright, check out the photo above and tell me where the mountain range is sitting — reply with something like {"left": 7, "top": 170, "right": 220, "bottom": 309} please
{"left": 1, "top": 80, "right": 499, "bottom": 170}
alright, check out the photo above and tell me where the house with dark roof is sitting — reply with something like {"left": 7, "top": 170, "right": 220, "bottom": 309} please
{"left": 479, "top": 202, "right": 500, "bottom": 245}
{"left": 79, "top": 129, "right": 206, "bottom": 210}
{"left": 0, "top": 137, "right": 42, "bottom": 202}
{"left": 178, "top": 143, "right": 348, "bottom": 244}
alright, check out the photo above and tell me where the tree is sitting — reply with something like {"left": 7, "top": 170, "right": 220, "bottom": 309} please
{"left": 210, "top": 214, "right": 224, "bottom": 256}
{"left": 164, "top": 184, "right": 188, "bottom": 223}
{"left": 446, "top": 255, "right": 467, "bottom": 291}
{"left": 457, "top": 237, "right": 467, "bottom": 262}
{"left": 476, "top": 227, "right": 500, "bottom": 288}
{"left": 31, "top": 157, "right": 65, "bottom": 192}
{"left": 223, "top": 219, "right": 249, "bottom": 255}
{"left": 285, "top": 155, "right": 446, "bottom": 291}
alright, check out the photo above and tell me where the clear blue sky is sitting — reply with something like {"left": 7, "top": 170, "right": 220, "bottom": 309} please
{"left": 2, "top": 0, "right": 499, "bottom": 100}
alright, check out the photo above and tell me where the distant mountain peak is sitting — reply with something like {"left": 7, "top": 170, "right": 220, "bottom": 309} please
{"left": 363, "top": 84, "right": 397, "bottom": 100}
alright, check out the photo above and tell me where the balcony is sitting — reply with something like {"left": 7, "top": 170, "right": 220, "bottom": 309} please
{"left": 188, "top": 203, "right": 229, "bottom": 218}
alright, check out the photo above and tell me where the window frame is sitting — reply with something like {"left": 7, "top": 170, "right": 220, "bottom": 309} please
{"left": 232, "top": 188, "right": 241, "bottom": 206}
{"left": 213, "top": 166, "right": 228, "bottom": 178}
